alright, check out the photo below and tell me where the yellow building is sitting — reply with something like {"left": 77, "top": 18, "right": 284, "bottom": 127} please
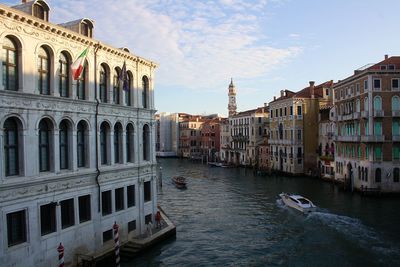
{"left": 269, "top": 81, "right": 333, "bottom": 175}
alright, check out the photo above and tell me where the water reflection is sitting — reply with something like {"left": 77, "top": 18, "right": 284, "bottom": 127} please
{"left": 123, "top": 158, "right": 400, "bottom": 267}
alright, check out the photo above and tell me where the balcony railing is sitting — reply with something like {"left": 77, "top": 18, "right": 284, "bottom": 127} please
{"left": 361, "top": 135, "right": 385, "bottom": 142}
{"left": 374, "top": 110, "right": 384, "bottom": 117}
{"left": 393, "top": 110, "right": 400, "bottom": 117}
{"left": 342, "top": 114, "right": 353, "bottom": 121}
{"left": 393, "top": 135, "right": 400, "bottom": 142}
{"left": 353, "top": 112, "right": 360, "bottom": 119}
{"left": 361, "top": 111, "right": 369, "bottom": 118}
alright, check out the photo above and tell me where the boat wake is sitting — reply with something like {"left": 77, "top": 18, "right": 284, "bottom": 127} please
{"left": 307, "top": 211, "right": 400, "bottom": 261}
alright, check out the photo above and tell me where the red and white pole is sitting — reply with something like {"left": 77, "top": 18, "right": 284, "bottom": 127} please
{"left": 113, "top": 222, "right": 120, "bottom": 267}
{"left": 57, "top": 242, "right": 64, "bottom": 267}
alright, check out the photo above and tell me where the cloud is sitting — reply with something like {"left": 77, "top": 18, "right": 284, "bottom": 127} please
{"left": 289, "top": 33, "right": 301, "bottom": 38}
{"left": 46, "top": 0, "right": 301, "bottom": 92}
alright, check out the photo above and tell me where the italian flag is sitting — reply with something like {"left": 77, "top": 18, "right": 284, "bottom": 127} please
{"left": 71, "top": 48, "right": 88, "bottom": 80}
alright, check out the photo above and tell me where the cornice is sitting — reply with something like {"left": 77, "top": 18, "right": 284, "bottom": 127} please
{"left": 0, "top": 3, "right": 158, "bottom": 68}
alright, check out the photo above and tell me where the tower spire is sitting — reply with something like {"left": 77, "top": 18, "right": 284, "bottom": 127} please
{"left": 228, "top": 79, "right": 237, "bottom": 117}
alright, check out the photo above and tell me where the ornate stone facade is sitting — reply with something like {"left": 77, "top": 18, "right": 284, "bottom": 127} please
{"left": 0, "top": 1, "right": 158, "bottom": 266}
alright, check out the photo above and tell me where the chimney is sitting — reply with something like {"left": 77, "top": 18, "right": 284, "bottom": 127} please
{"left": 309, "top": 81, "right": 315, "bottom": 99}
{"left": 280, "top": 90, "right": 284, "bottom": 97}
{"left": 273, "top": 96, "right": 276, "bottom": 101}
{"left": 385, "top": 54, "right": 389, "bottom": 60}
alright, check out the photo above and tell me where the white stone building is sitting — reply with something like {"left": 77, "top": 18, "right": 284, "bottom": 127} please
{"left": 155, "top": 112, "right": 179, "bottom": 157}
{"left": 0, "top": 1, "right": 158, "bottom": 266}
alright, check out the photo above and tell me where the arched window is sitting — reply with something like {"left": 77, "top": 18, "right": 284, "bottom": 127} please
{"left": 126, "top": 124, "right": 134, "bottom": 163}
{"left": 39, "top": 119, "right": 52, "bottom": 172}
{"left": 76, "top": 60, "right": 87, "bottom": 100}
{"left": 358, "top": 166, "right": 361, "bottom": 180}
{"left": 113, "top": 69, "right": 120, "bottom": 104}
{"left": 59, "top": 52, "right": 69, "bottom": 97}
{"left": 361, "top": 167, "right": 365, "bottom": 181}
{"left": 33, "top": 2, "right": 48, "bottom": 21}
{"left": 4, "top": 118, "right": 20, "bottom": 176}
{"left": 373, "top": 96, "right": 382, "bottom": 111}
{"left": 114, "top": 123, "right": 122, "bottom": 164}
{"left": 2, "top": 37, "right": 18, "bottom": 91}
{"left": 142, "top": 76, "right": 149, "bottom": 108}
{"left": 143, "top": 124, "right": 150, "bottom": 161}
{"left": 392, "top": 96, "right": 400, "bottom": 111}
{"left": 99, "top": 64, "right": 108, "bottom": 103}
{"left": 364, "top": 97, "right": 369, "bottom": 112}
{"left": 77, "top": 121, "right": 87, "bottom": 168}
{"left": 393, "top": 168, "right": 399, "bottom": 183}
{"left": 38, "top": 46, "right": 50, "bottom": 95}
{"left": 59, "top": 120, "right": 69, "bottom": 170}
{"left": 356, "top": 98, "right": 360, "bottom": 112}
{"left": 375, "top": 168, "right": 381, "bottom": 183}
{"left": 125, "top": 72, "right": 132, "bottom": 106}
{"left": 100, "top": 122, "right": 110, "bottom": 165}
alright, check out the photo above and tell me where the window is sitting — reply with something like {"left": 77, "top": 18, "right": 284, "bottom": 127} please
{"left": 375, "top": 168, "right": 381, "bottom": 183}
{"left": 393, "top": 145, "right": 400, "bottom": 160}
{"left": 356, "top": 83, "right": 360, "bottom": 93}
{"left": 297, "top": 129, "right": 302, "bottom": 141}
{"left": 115, "top": 187, "right": 124, "bottom": 211}
{"left": 80, "top": 22, "right": 92, "bottom": 37}
{"left": 127, "top": 185, "right": 135, "bottom": 207}
{"left": 394, "top": 168, "right": 400, "bottom": 183}
{"left": 374, "top": 121, "right": 382, "bottom": 136}
{"left": 364, "top": 80, "right": 368, "bottom": 91}
{"left": 103, "top": 229, "right": 113, "bottom": 243}
{"left": 389, "top": 64, "right": 396, "bottom": 70}
{"left": 7, "top": 210, "right": 26, "bottom": 247}
{"left": 100, "top": 122, "right": 109, "bottom": 165}
{"left": 39, "top": 119, "right": 51, "bottom": 172}
{"left": 60, "top": 199, "right": 74, "bottom": 229}
{"left": 290, "top": 106, "right": 293, "bottom": 115}
{"left": 393, "top": 121, "right": 400, "bottom": 136}
{"left": 40, "top": 203, "right": 56, "bottom": 235}
{"left": 364, "top": 97, "right": 369, "bottom": 112}
{"left": 142, "top": 76, "right": 149, "bottom": 108}
{"left": 144, "top": 181, "right": 151, "bottom": 202}
{"left": 374, "top": 146, "right": 382, "bottom": 160}
{"left": 126, "top": 124, "right": 134, "bottom": 163}
{"left": 365, "top": 168, "right": 368, "bottom": 181}
{"left": 125, "top": 72, "right": 132, "bottom": 106}
{"left": 392, "top": 96, "right": 400, "bottom": 111}
{"left": 76, "top": 60, "right": 87, "bottom": 100}
{"left": 102, "top": 190, "right": 112, "bottom": 216}
{"left": 78, "top": 195, "right": 91, "bottom": 223}
{"left": 297, "top": 105, "right": 302, "bottom": 116}
{"left": 77, "top": 121, "right": 86, "bottom": 168}
{"left": 356, "top": 99, "right": 360, "bottom": 112}
{"left": 38, "top": 47, "right": 50, "bottom": 95}
{"left": 392, "top": 79, "right": 399, "bottom": 91}
{"left": 59, "top": 121, "right": 69, "bottom": 170}
{"left": 143, "top": 124, "right": 150, "bottom": 161}
{"left": 373, "top": 96, "right": 382, "bottom": 110}
{"left": 128, "top": 220, "right": 136, "bottom": 233}
{"left": 4, "top": 118, "right": 20, "bottom": 176}
{"left": 33, "top": 3, "right": 46, "bottom": 20}
{"left": 114, "top": 123, "right": 122, "bottom": 164}
{"left": 373, "top": 79, "right": 381, "bottom": 90}
{"left": 99, "top": 64, "right": 107, "bottom": 102}
{"left": 2, "top": 36, "right": 18, "bottom": 91}
{"left": 59, "top": 52, "right": 69, "bottom": 97}
{"left": 113, "top": 69, "right": 120, "bottom": 104}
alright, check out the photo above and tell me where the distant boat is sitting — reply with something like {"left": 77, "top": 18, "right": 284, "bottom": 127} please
{"left": 171, "top": 176, "right": 187, "bottom": 189}
{"left": 279, "top": 193, "right": 316, "bottom": 213}
{"left": 207, "top": 162, "right": 223, "bottom": 167}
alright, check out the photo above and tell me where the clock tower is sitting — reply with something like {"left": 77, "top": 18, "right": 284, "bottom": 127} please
{"left": 228, "top": 78, "right": 237, "bottom": 117}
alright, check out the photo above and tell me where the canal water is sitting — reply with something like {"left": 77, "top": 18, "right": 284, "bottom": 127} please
{"left": 123, "top": 158, "right": 400, "bottom": 267}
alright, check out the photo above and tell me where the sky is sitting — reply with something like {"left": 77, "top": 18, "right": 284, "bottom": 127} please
{"left": 4, "top": 0, "right": 400, "bottom": 116}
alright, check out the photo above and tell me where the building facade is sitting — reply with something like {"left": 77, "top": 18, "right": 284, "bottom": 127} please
{"left": 269, "top": 81, "right": 333, "bottom": 175}
{"left": 317, "top": 106, "right": 335, "bottom": 180}
{"left": 199, "top": 118, "right": 222, "bottom": 162}
{"left": 334, "top": 55, "right": 400, "bottom": 192}
{"left": 155, "top": 112, "right": 180, "bottom": 157}
{"left": 0, "top": 1, "right": 158, "bottom": 266}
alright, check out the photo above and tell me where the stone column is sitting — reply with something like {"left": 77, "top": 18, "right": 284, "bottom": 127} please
{"left": 54, "top": 131, "right": 60, "bottom": 173}
{"left": 71, "top": 130, "right": 78, "bottom": 171}
{"left": 122, "top": 132, "right": 127, "bottom": 164}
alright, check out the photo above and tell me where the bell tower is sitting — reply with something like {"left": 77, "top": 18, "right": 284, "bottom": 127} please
{"left": 228, "top": 78, "right": 237, "bottom": 117}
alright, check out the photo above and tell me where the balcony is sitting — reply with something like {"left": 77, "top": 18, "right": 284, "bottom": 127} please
{"left": 336, "top": 115, "right": 343, "bottom": 121}
{"left": 342, "top": 114, "right": 353, "bottom": 121}
{"left": 361, "top": 135, "right": 385, "bottom": 142}
{"left": 361, "top": 111, "right": 369, "bottom": 118}
{"left": 393, "top": 110, "right": 400, "bottom": 117}
{"left": 374, "top": 110, "right": 384, "bottom": 117}
{"left": 393, "top": 135, "right": 400, "bottom": 142}
{"left": 296, "top": 115, "right": 303, "bottom": 120}
{"left": 334, "top": 135, "right": 361, "bottom": 142}
{"left": 353, "top": 112, "right": 360, "bottom": 119}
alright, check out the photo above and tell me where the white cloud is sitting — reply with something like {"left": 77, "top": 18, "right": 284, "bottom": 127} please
{"left": 47, "top": 0, "right": 301, "bottom": 92}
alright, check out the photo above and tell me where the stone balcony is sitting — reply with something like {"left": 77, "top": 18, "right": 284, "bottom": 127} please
{"left": 374, "top": 110, "right": 384, "bottom": 117}
{"left": 361, "top": 135, "right": 385, "bottom": 142}
{"left": 393, "top": 135, "right": 400, "bottom": 142}
{"left": 393, "top": 110, "right": 400, "bottom": 117}
{"left": 361, "top": 111, "right": 369, "bottom": 118}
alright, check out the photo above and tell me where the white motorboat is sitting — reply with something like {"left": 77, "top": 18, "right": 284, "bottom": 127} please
{"left": 279, "top": 193, "right": 317, "bottom": 213}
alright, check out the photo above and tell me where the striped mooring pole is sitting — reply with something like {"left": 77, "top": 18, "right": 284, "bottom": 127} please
{"left": 57, "top": 242, "right": 64, "bottom": 267}
{"left": 113, "top": 222, "right": 120, "bottom": 267}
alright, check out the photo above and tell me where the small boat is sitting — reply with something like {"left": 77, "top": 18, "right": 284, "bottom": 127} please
{"left": 171, "top": 176, "right": 187, "bottom": 189}
{"left": 279, "top": 193, "right": 316, "bottom": 213}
